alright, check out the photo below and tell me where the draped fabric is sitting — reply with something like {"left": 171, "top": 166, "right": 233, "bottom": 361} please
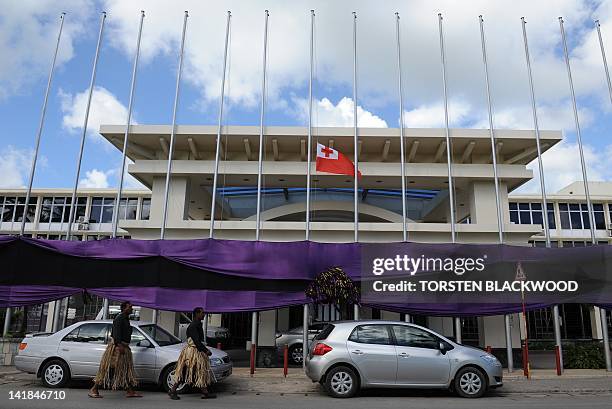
{"left": 0, "top": 236, "right": 610, "bottom": 315}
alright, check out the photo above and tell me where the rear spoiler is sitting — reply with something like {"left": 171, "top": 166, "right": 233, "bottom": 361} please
{"left": 25, "top": 332, "right": 53, "bottom": 338}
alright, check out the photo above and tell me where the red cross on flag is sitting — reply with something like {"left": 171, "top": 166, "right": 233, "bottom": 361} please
{"left": 315, "top": 143, "right": 362, "bottom": 178}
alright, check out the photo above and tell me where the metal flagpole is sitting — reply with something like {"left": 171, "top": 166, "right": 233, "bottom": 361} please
{"left": 521, "top": 16, "right": 553, "bottom": 376}
{"left": 209, "top": 11, "right": 232, "bottom": 239}
{"left": 559, "top": 17, "right": 597, "bottom": 245}
{"left": 352, "top": 12, "right": 359, "bottom": 244}
{"left": 306, "top": 10, "right": 315, "bottom": 241}
{"left": 595, "top": 20, "right": 612, "bottom": 372}
{"left": 595, "top": 20, "right": 612, "bottom": 104}
{"left": 255, "top": 10, "right": 269, "bottom": 241}
{"left": 111, "top": 10, "right": 145, "bottom": 239}
{"left": 438, "top": 14, "right": 456, "bottom": 244}
{"left": 395, "top": 13, "right": 408, "bottom": 242}
{"left": 65, "top": 12, "right": 106, "bottom": 241}
{"left": 160, "top": 10, "right": 188, "bottom": 240}
{"left": 352, "top": 12, "right": 360, "bottom": 321}
{"left": 478, "top": 16, "right": 504, "bottom": 244}
{"left": 21, "top": 13, "right": 66, "bottom": 236}
{"left": 303, "top": 10, "right": 315, "bottom": 369}
{"left": 438, "top": 13, "right": 459, "bottom": 343}
{"left": 157, "top": 11, "right": 188, "bottom": 325}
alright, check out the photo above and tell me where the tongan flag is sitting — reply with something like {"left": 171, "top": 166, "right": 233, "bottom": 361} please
{"left": 315, "top": 143, "right": 362, "bottom": 178}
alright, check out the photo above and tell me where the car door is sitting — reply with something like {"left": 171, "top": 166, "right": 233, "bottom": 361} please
{"left": 129, "top": 326, "right": 157, "bottom": 381}
{"left": 346, "top": 324, "right": 397, "bottom": 385}
{"left": 391, "top": 325, "right": 450, "bottom": 386}
{"left": 58, "top": 323, "right": 110, "bottom": 377}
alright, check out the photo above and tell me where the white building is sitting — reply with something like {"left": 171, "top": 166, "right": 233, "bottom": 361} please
{"left": 2, "top": 125, "right": 610, "bottom": 357}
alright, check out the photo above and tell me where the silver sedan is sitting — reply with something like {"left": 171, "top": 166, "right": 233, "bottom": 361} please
{"left": 14, "top": 320, "right": 232, "bottom": 392}
{"left": 306, "top": 320, "right": 502, "bottom": 398}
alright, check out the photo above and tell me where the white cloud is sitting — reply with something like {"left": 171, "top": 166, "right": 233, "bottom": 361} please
{"left": 402, "top": 100, "right": 472, "bottom": 128}
{"left": 78, "top": 169, "right": 111, "bottom": 188}
{"left": 293, "top": 96, "right": 387, "bottom": 127}
{"left": 59, "top": 86, "right": 133, "bottom": 138}
{"left": 0, "top": 146, "right": 35, "bottom": 188}
{"left": 100, "top": 0, "right": 604, "bottom": 119}
{"left": 516, "top": 140, "right": 612, "bottom": 194}
{"left": 0, "top": 1, "right": 90, "bottom": 100}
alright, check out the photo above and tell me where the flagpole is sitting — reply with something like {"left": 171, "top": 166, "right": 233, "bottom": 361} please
{"left": 595, "top": 19, "right": 612, "bottom": 373}
{"left": 352, "top": 11, "right": 360, "bottom": 321}
{"left": 65, "top": 11, "right": 106, "bottom": 241}
{"left": 111, "top": 10, "right": 145, "bottom": 239}
{"left": 478, "top": 16, "right": 504, "bottom": 244}
{"left": 559, "top": 17, "right": 596, "bottom": 245}
{"left": 209, "top": 11, "right": 232, "bottom": 239}
{"left": 395, "top": 12, "right": 407, "bottom": 242}
{"left": 352, "top": 12, "right": 359, "bottom": 244}
{"left": 20, "top": 13, "right": 66, "bottom": 236}
{"left": 521, "top": 18, "right": 551, "bottom": 248}
{"left": 255, "top": 10, "right": 269, "bottom": 242}
{"left": 438, "top": 13, "right": 456, "bottom": 244}
{"left": 595, "top": 20, "right": 612, "bottom": 104}
{"left": 306, "top": 10, "right": 315, "bottom": 241}
{"left": 160, "top": 11, "right": 188, "bottom": 240}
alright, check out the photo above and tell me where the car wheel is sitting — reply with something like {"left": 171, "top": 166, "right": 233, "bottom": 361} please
{"left": 325, "top": 366, "right": 358, "bottom": 398}
{"left": 454, "top": 366, "right": 487, "bottom": 398}
{"left": 41, "top": 359, "right": 70, "bottom": 388}
{"left": 162, "top": 364, "right": 188, "bottom": 393}
{"left": 289, "top": 344, "right": 303, "bottom": 365}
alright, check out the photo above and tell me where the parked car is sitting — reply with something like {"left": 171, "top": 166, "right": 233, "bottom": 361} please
{"left": 305, "top": 320, "right": 502, "bottom": 398}
{"left": 276, "top": 322, "right": 328, "bottom": 364}
{"left": 14, "top": 320, "right": 232, "bottom": 392}
{"left": 177, "top": 313, "right": 231, "bottom": 346}
{"left": 95, "top": 305, "right": 141, "bottom": 321}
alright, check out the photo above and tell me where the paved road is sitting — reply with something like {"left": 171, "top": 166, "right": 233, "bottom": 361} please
{"left": 0, "top": 376, "right": 611, "bottom": 409}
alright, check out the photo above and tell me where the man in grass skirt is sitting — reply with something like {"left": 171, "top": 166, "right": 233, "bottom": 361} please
{"left": 168, "top": 307, "right": 217, "bottom": 400}
{"left": 88, "top": 301, "right": 142, "bottom": 398}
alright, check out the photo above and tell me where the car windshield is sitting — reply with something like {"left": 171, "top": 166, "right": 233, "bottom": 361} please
{"left": 138, "top": 324, "right": 181, "bottom": 346}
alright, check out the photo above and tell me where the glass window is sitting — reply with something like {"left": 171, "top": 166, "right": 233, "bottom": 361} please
{"left": 91, "top": 197, "right": 115, "bottom": 223}
{"left": 2, "top": 197, "right": 15, "bottom": 222}
{"left": 119, "top": 198, "right": 138, "bottom": 220}
{"left": 348, "top": 325, "right": 391, "bottom": 345}
{"left": 509, "top": 202, "right": 554, "bottom": 229}
{"left": 63, "top": 323, "right": 110, "bottom": 344}
{"left": 140, "top": 198, "right": 151, "bottom": 220}
{"left": 139, "top": 324, "right": 181, "bottom": 346}
{"left": 391, "top": 325, "right": 440, "bottom": 349}
{"left": 130, "top": 329, "right": 148, "bottom": 346}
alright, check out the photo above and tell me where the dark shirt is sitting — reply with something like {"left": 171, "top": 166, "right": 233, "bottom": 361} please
{"left": 186, "top": 320, "right": 208, "bottom": 353}
{"left": 112, "top": 312, "right": 132, "bottom": 345}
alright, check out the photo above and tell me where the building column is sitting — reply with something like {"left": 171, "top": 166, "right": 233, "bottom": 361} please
{"left": 505, "top": 315, "right": 514, "bottom": 372}
{"left": 454, "top": 317, "right": 462, "bottom": 344}
{"left": 601, "top": 307, "right": 611, "bottom": 371}
{"left": 553, "top": 305, "right": 563, "bottom": 373}
{"left": 2, "top": 308, "right": 11, "bottom": 337}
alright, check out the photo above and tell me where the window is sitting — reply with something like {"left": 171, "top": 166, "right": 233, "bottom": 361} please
{"left": 63, "top": 323, "right": 110, "bottom": 344}
{"left": 559, "top": 203, "right": 605, "bottom": 230}
{"left": 348, "top": 324, "right": 391, "bottom": 345}
{"left": 509, "top": 202, "right": 555, "bottom": 229}
{"left": 14, "top": 197, "right": 37, "bottom": 222}
{"left": 130, "top": 329, "right": 148, "bottom": 346}
{"left": 40, "top": 197, "right": 86, "bottom": 223}
{"left": 140, "top": 198, "right": 151, "bottom": 220}
{"left": 90, "top": 197, "right": 115, "bottom": 223}
{"left": 139, "top": 324, "right": 181, "bottom": 346}
{"left": 391, "top": 325, "right": 439, "bottom": 349}
{"left": 119, "top": 198, "right": 138, "bottom": 220}
{"left": 0, "top": 197, "right": 36, "bottom": 223}
{"left": 1, "top": 197, "right": 15, "bottom": 222}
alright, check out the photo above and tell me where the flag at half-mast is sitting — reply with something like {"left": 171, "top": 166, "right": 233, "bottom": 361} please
{"left": 315, "top": 143, "right": 362, "bottom": 178}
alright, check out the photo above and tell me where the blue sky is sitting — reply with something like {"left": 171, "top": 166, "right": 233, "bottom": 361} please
{"left": 2, "top": 0, "right": 612, "bottom": 193}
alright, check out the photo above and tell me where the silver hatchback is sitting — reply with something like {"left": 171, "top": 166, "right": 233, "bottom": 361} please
{"left": 305, "top": 320, "right": 502, "bottom": 398}
{"left": 14, "top": 320, "right": 232, "bottom": 392}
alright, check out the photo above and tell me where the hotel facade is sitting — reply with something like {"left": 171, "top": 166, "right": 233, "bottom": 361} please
{"left": 2, "top": 125, "right": 611, "bottom": 362}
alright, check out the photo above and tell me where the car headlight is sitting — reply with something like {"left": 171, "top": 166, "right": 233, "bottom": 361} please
{"left": 480, "top": 354, "right": 501, "bottom": 367}
{"left": 210, "top": 358, "right": 223, "bottom": 367}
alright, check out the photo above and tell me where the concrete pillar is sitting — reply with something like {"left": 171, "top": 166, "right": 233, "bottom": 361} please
{"left": 468, "top": 181, "right": 510, "bottom": 224}
{"left": 553, "top": 305, "right": 563, "bottom": 373}
{"left": 303, "top": 304, "right": 309, "bottom": 370}
{"left": 202, "top": 314, "right": 209, "bottom": 345}
{"left": 52, "top": 300, "right": 62, "bottom": 332}
{"left": 2, "top": 308, "right": 11, "bottom": 337}
{"left": 601, "top": 308, "right": 611, "bottom": 372}
{"left": 353, "top": 304, "right": 359, "bottom": 320}
{"left": 454, "top": 317, "right": 462, "bottom": 344}
{"left": 505, "top": 315, "right": 514, "bottom": 372}
{"left": 102, "top": 299, "right": 109, "bottom": 320}
{"left": 149, "top": 176, "right": 190, "bottom": 228}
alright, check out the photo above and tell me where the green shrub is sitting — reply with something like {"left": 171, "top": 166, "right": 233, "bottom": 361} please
{"left": 562, "top": 342, "right": 606, "bottom": 369}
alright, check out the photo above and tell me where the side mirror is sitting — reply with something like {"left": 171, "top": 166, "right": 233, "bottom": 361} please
{"left": 136, "top": 339, "right": 152, "bottom": 348}
{"left": 439, "top": 342, "right": 447, "bottom": 355}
